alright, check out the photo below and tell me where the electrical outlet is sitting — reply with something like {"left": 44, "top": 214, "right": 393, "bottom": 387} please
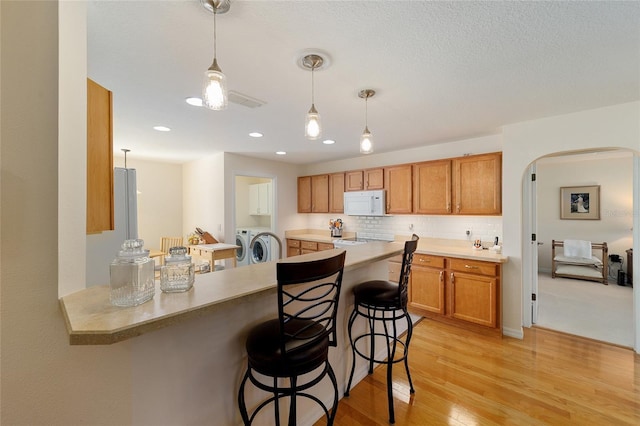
{"left": 466, "top": 230, "right": 471, "bottom": 236}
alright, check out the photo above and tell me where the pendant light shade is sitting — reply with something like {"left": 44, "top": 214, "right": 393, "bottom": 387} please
{"left": 359, "top": 89, "right": 375, "bottom": 154}
{"left": 302, "top": 54, "right": 324, "bottom": 140}
{"left": 202, "top": 0, "right": 230, "bottom": 110}
{"left": 203, "top": 58, "right": 228, "bottom": 110}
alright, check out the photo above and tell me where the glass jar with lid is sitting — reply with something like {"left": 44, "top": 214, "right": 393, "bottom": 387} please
{"left": 160, "top": 246, "right": 195, "bottom": 293}
{"left": 109, "top": 239, "right": 156, "bottom": 307}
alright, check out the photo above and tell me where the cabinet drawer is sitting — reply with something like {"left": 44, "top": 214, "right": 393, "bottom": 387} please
{"left": 449, "top": 258, "right": 498, "bottom": 276}
{"left": 301, "top": 240, "right": 318, "bottom": 251}
{"left": 317, "top": 242, "right": 334, "bottom": 251}
{"left": 287, "top": 239, "right": 301, "bottom": 248}
{"left": 413, "top": 254, "right": 445, "bottom": 269}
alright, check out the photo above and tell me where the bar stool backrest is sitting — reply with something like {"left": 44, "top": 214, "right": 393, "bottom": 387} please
{"left": 398, "top": 234, "right": 420, "bottom": 308}
{"left": 276, "top": 251, "right": 347, "bottom": 356}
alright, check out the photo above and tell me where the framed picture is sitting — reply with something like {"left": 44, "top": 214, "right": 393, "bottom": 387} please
{"left": 560, "top": 185, "right": 600, "bottom": 220}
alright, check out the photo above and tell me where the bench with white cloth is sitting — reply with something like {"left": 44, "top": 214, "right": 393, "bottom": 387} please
{"left": 551, "top": 239, "right": 608, "bottom": 284}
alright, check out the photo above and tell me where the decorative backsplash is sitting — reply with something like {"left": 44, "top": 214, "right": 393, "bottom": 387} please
{"left": 311, "top": 214, "right": 503, "bottom": 246}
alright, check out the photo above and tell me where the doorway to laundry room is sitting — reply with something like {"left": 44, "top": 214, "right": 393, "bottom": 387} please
{"left": 234, "top": 175, "right": 275, "bottom": 267}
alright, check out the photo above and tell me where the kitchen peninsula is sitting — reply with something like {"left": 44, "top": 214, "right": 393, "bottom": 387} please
{"left": 60, "top": 242, "right": 404, "bottom": 425}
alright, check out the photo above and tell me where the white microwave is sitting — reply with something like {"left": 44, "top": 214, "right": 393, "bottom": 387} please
{"left": 344, "top": 190, "right": 386, "bottom": 216}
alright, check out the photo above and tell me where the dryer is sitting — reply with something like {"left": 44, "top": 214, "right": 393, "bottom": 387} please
{"left": 248, "top": 229, "right": 272, "bottom": 264}
{"left": 235, "top": 229, "right": 251, "bottom": 267}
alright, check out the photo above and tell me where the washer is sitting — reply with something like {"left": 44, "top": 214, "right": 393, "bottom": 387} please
{"left": 235, "top": 228, "right": 251, "bottom": 267}
{"left": 248, "top": 229, "right": 272, "bottom": 264}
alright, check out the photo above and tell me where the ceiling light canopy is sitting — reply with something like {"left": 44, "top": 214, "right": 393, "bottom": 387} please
{"left": 301, "top": 53, "right": 326, "bottom": 140}
{"left": 202, "top": 0, "right": 230, "bottom": 110}
{"left": 359, "top": 89, "right": 375, "bottom": 154}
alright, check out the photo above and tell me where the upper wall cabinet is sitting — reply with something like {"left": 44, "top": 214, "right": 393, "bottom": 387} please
{"left": 329, "top": 173, "right": 345, "bottom": 213}
{"left": 345, "top": 170, "right": 364, "bottom": 191}
{"left": 364, "top": 168, "right": 384, "bottom": 190}
{"left": 297, "top": 174, "right": 329, "bottom": 213}
{"left": 249, "top": 182, "right": 271, "bottom": 215}
{"left": 413, "top": 159, "right": 452, "bottom": 214}
{"left": 87, "top": 79, "right": 114, "bottom": 234}
{"left": 453, "top": 152, "right": 502, "bottom": 215}
{"left": 297, "top": 151, "right": 502, "bottom": 216}
{"left": 384, "top": 164, "right": 412, "bottom": 214}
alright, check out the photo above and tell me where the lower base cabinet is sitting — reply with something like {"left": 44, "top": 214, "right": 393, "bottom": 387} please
{"left": 408, "top": 255, "right": 501, "bottom": 332}
{"left": 286, "top": 238, "right": 334, "bottom": 257}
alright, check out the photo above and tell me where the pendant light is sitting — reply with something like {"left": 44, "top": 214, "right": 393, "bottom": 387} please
{"left": 302, "top": 54, "right": 324, "bottom": 140}
{"left": 359, "top": 89, "right": 375, "bottom": 154}
{"left": 202, "top": 0, "right": 230, "bottom": 110}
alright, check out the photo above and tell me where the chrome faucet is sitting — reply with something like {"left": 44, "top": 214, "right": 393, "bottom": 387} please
{"left": 249, "top": 232, "right": 283, "bottom": 260}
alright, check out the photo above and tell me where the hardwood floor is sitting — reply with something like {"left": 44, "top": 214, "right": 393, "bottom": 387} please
{"left": 316, "top": 319, "right": 640, "bottom": 425}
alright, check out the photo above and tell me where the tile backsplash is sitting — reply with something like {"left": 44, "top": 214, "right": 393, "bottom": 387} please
{"left": 314, "top": 214, "right": 503, "bottom": 245}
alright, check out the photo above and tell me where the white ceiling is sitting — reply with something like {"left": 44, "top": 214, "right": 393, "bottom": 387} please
{"left": 87, "top": 0, "right": 640, "bottom": 165}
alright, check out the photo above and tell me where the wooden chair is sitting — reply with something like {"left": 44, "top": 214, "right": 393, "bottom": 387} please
{"left": 160, "top": 237, "right": 184, "bottom": 265}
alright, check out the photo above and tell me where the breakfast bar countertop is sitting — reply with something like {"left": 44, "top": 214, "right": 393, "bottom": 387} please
{"left": 59, "top": 242, "right": 403, "bottom": 345}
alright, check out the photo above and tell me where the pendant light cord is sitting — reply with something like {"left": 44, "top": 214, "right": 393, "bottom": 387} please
{"left": 311, "top": 65, "right": 315, "bottom": 105}
{"left": 365, "top": 95, "right": 368, "bottom": 128}
{"left": 213, "top": 10, "right": 217, "bottom": 60}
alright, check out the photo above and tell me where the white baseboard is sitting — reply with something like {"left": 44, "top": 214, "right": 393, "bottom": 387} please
{"left": 502, "top": 326, "right": 524, "bottom": 339}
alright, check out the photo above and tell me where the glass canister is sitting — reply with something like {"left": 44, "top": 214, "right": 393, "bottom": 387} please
{"left": 109, "top": 239, "right": 156, "bottom": 307}
{"left": 160, "top": 246, "right": 195, "bottom": 293}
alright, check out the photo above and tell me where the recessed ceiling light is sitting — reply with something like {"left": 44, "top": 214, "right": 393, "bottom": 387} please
{"left": 249, "top": 132, "right": 263, "bottom": 138}
{"left": 153, "top": 126, "right": 171, "bottom": 132}
{"left": 186, "top": 97, "right": 203, "bottom": 107}
{"left": 322, "top": 139, "right": 335, "bottom": 145}
{"left": 276, "top": 151, "right": 286, "bottom": 155}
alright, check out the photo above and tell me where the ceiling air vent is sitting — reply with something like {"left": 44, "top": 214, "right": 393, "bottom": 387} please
{"left": 228, "top": 91, "right": 266, "bottom": 108}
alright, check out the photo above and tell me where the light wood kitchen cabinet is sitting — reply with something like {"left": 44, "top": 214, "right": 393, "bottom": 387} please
{"left": 345, "top": 170, "right": 364, "bottom": 191}
{"left": 384, "top": 164, "right": 412, "bottom": 214}
{"left": 286, "top": 239, "right": 301, "bottom": 257}
{"left": 297, "top": 174, "right": 329, "bottom": 213}
{"left": 409, "top": 255, "right": 501, "bottom": 332}
{"left": 452, "top": 152, "right": 502, "bottom": 215}
{"left": 287, "top": 238, "right": 334, "bottom": 257}
{"left": 409, "top": 254, "right": 446, "bottom": 315}
{"left": 448, "top": 258, "right": 499, "bottom": 328}
{"left": 363, "top": 168, "right": 384, "bottom": 190}
{"left": 297, "top": 176, "right": 312, "bottom": 213}
{"left": 413, "top": 159, "right": 452, "bottom": 214}
{"left": 329, "top": 173, "right": 345, "bottom": 213}
{"left": 87, "top": 79, "right": 114, "bottom": 234}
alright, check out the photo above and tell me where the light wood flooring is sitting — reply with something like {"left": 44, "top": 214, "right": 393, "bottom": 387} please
{"left": 316, "top": 319, "right": 640, "bottom": 425}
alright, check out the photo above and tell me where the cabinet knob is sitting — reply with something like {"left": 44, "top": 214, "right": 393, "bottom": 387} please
{"left": 439, "top": 271, "right": 444, "bottom": 282}
{"left": 450, "top": 272, "right": 455, "bottom": 283}
{"left": 419, "top": 258, "right": 430, "bottom": 263}
{"left": 464, "top": 264, "right": 479, "bottom": 269}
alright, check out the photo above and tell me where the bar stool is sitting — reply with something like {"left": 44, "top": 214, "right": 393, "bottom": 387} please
{"left": 344, "top": 234, "right": 419, "bottom": 424}
{"left": 238, "top": 251, "right": 346, "bottom": 426}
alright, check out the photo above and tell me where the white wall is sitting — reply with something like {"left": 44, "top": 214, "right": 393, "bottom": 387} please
{"left": 537, "top": 153, "right": 634, "bottom": 274}
{"left": 2, "top": 2, "right": 133, "bottom": 425}
{"left": 182, "top": 152, "right": 225, "bottom": 242}
{"left": 502, "top": 101, "right": 640, "bottom": 342}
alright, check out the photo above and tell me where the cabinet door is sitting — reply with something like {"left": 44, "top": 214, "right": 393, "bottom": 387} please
{"left": 449, "top": 271, "right": 497, "bottom": 327}
{"left": 363, "top": 168, "right": 384, "bottom": 190}
{"left": 345, "top": 171, "right": 364, "bottom": 191}
{"left": 453, "top": 153, "right": 502, "bottom": 215}
{"left": 329, "top": 173, "right": 345, "bottom": 213}
{"left": 311, "top": 174, "right": 329, "bottom": 213}
{"left": 87, "top": 79, "right": 114, "bottom": 233}
{"left": 410, "top": 265, "right": 446, "bottom": 315}
{"left": 413, "top": 160, "right": 452, "bottom": 214}
{"left": 249, "top": 183, "right": 269, "bottom": 215}
{"left": 385, "top": 164, "right": 412, "bottom": 214}
{"left": 297, "top": 176, "right": 312, "bottom": 213}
